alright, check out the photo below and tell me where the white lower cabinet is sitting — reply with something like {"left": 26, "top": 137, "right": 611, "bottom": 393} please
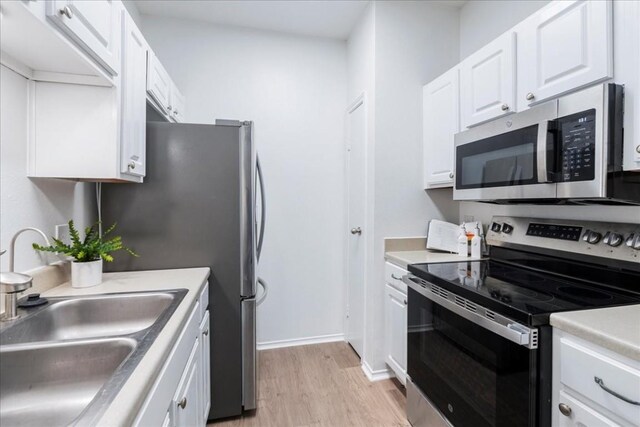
{"left": 173, "top": 338, "right": 202, "bottom": 427}
{"left": 199, "top": 311, "right": 211, "bottom": 422}
{"left": 135, "top": 284, "right": 210, "bottom": 427}
{"left": 552, "top": 329, "right": 640, "bottom": 427}
{"left": 384, "top": 262, "right": 407, "bottom": 385}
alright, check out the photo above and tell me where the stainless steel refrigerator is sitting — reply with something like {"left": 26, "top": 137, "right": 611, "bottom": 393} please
{"left": 102, "top": 120, "right": 266, "bottom": 420}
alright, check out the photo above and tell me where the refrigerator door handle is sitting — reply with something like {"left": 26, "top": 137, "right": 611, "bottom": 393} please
{"left": 256, "top": 155, "right": 266, "bottom": 262}
{"left": 256, "top": 277, "right": 268, "bottom": 306}
{"left": 241, "top": 298, "right": 257, "bottom": 410}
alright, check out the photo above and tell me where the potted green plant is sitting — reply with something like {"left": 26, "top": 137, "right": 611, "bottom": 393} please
{"left": 33, "top": 220, "right": 138, "bottom": 288}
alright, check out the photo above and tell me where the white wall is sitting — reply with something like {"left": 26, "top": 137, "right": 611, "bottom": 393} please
{"left": 459, "top": 0, "right": 549, "bottom": 59}
{"left": 345, "top": 1, "right": 461, "bottom": 374}
{"left": 0, "top": 65, "right": 94, "bottom": 273}
{"left": 458, "top": 1, "right": 640, "bottom": 225}
{"left": 140, "top": 17, "right": 348, "bottom": 346}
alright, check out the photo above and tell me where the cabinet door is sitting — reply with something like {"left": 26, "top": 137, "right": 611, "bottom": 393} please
{"left": 174, "top": 338, "right": 201, "bottom": 427}
{"left": 160, "top": 408, "right": 172, "bottom": 427}
{"left": 147, "top": 51, "right": 172, "bottom": 114}
{"left": 120, "top": 12, "right": 146, "bottom": 177}
{"left": 518, "top": 0, "right": 612, "bottom": 107}
{"left": 199, "top": 311, "right": 211, "bottom": 424}
{"left": 385, "top": 284, "right": 407, "bottom": 385}
{"left": 460, "top": 32, "right": 516, "bottom": 128}
{"left": 423, "top": 68, "right": 459, "bottom": 188}
{"left": 557, "top": 391, "right": 621, "bottom": 427}
{"left": 46, "top": 0, "right": 120, "bottom": 76}
{"left": 171, "top": 86, "right": 186, "bottom": 123}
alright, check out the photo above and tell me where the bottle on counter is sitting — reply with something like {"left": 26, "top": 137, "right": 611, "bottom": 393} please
{"left": 471, "top": 222, "right": 482, "bottom": 258}
{"left": 457, "top": 224, "right": 468, "bottom": 257}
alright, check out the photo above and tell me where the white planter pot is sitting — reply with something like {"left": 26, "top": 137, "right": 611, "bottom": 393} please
{"left": 71, "top": 259, "right": 103, "bottom": 288}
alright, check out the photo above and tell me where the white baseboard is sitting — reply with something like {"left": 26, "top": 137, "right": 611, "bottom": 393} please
{"left": 257, "top": 333, "right": 344, "bottom": 350}
{"left": 361, "top": 361, "right": 394, "bottom": 382}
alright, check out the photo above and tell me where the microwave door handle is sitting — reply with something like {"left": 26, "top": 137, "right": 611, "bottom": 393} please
{"left": 537, "top": 121, "right": 550, "bottom": 183}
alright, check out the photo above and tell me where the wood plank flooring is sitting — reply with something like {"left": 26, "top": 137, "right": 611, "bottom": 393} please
{"left": 209, "top": 342, "right": 409, "bottom": 427}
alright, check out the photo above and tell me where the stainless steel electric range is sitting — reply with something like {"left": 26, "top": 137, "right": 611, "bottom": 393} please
{"left": 403, "top": 216, "right": 640, "bottom": 427}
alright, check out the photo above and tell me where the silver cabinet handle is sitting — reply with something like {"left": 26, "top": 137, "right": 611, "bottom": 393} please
{"left": 59, "top": 6, "right": 73, "bottom": 18}
{"left": 167, "top": 105, "right": 172, "bottom": 112}
{"left": 594, "top": 377, "right": 640, "bottom": 405}
{"left": 636, "top": 145, "right": 640, "bottom": 154}
{"left": 350, "top": 227, "right": 362, "bottom": 235}
{"left": 178, "top": 397, "right": 187, "bottom": 409}
{"left": 449, "top": 172, "right": 454, "bottom": 179}
{"left": 173, "top": 110, "right": 178, "bottom": 115}
{"left": 128, "top": 161, "right": 136, "bottom": 170}
{"left": 403, "top": 299, "right": 407, "bottom": 305}
{"left": 501, "top": 104, "right": 509, "bottom": 111}
{"left": 203, "top": 329, "right": 209, "bottom": 336}
{"left": 391, "top": 274, "right": 403, "bottom": 281}
{"left": 526, "top": 92, "right": 535, "bottom": 101}
{"left": 558, "top": 403, "right": 571, "bottom": 416}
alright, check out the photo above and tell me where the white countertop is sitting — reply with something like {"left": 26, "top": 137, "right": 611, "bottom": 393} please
{"left": 385, "top": 250, "right": 481, "bottom": 269}
{"left": 41, "top": 267, "right": 210, "bottom": 426}
{"left": 550, "top": 305, "right": 640, "bottom": 361}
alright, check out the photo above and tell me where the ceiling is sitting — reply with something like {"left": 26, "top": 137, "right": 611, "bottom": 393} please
{"left": 133, "top": 1, "right": 371, "bottom": 40}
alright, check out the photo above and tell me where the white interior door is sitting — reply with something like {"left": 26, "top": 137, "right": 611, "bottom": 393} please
{"left": 345, "top": 97, "right": 366, "bottom": 357}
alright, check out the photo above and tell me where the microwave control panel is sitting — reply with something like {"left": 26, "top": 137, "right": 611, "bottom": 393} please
{"left": 558, "top": 109, "right": 596, "bottom": 182}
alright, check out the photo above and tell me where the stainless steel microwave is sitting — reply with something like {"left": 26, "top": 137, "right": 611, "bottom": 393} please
{"left": 453, "top": 83, "right": 640, "bottom": 205}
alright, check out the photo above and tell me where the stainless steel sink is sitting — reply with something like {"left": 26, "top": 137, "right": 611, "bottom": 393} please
{"left": 0, "top": 289, "right": 188, "bottom": 426}
{"left": 0, "top": 338, "right": 136, "bottom": 427}
{"left": 1, "top": 292, "right": 175, "bottom": 344}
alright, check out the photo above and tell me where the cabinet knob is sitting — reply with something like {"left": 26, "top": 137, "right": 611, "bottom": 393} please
{"left": 526, "top": 92, "right": 535, "bottom": 101}
{"left": 501, "top": 104, "right": 509, "bottom": 111}
{"left": 403, "top": 299, "right": 407, "bottom": 305}
{"left": 128, "top": 161, "right": 136, "bottom": 170}
{"left": 178, "top": 397, "right": 187, "bottom": 409}
{"left": 59, "top": 6, "right": 73, "bottom": 19}
{"left": 167, "top": 105, "right": 172, "bottom": 112}
{"left": 173, "top": 110, "right": 179, "bottom": 115}
{"left": 449, "top": 172, "right": 454, "bottom": 179}
{"left": 203, "top": 329, "right": 209, "bottom": 336}
{"left": 636, "top": 145, "right": 640, "bottom": 154}
{"left": 558, "top": 403, "right": 572, "bottom": 417}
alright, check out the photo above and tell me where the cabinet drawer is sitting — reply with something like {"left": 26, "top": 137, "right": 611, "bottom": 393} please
{"left": 560, "top": 337, "right": 640, "bottom": 425}
{"left": 385, "top": 262, "right": 407, "bottom": 293}
{"left": 557, "top": 391, "right": 621, "bottom": 427}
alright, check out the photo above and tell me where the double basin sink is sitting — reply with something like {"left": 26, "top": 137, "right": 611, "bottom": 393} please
{"left": 0, "top": 289, "right": 187, "bottom": 426}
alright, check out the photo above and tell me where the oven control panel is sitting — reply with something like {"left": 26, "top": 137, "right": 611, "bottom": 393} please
{"left": 487, "top": 216, "right": 640, "bottom": 264}
{"left": 526, "top": 223, "right": 582, "bottom": 241}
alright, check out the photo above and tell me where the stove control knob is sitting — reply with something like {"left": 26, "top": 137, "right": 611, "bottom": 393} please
{"left": 626, "top": 234, "right": 635, "bottom": 247}
{"left": 587, "top": 231, "right": 602, "bottom": 244}
{"left": 491, "top": 222, "right": 502, "bottom": 233}
{"left": 502, "top": 223, "right": 514, "bottom": 234}
{"left": 582, "top": 230, "right": 592, "bottom": 242}
{"left": 633, "top": 234, "right": 640, "bottom": 250}
{"left": 604, "top": 232, "right": 623, "bottom": 247}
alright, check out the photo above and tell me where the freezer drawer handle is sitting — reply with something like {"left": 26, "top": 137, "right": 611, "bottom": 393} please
{"left": 594, "top": 377, "right": 640, "bottom": 405}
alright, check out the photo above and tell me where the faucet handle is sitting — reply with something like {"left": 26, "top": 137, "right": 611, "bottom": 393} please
{"left": 0, "top": 272, "right": 33, "bottom": 294}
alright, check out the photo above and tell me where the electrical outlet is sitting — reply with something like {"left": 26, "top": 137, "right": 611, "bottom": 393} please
{"left": 55, "top": 224, "right": 70, "bottom": 244}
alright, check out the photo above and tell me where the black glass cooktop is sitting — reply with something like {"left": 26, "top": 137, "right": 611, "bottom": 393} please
{"left": 408, "top": 254, "right": 640, "bottom": 326}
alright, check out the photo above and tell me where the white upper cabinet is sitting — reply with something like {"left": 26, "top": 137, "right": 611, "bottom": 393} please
{"left": 46, "top": 0, "right": 121, "bottom": 76}
{"left": 423, "top": 67, "right": 459, "bottom": 188}
{"left": 120, "top": 11, "right": 148, "bottom": 177}
{"left": 518, "top": 0, "right": 613, "bottom": 107}
{"left": 460, "top": 32, "right": 516, "bottom": 128}
{"left": 147, "top": 51, "right": 172, "bottom": 115}
{"left": 170, "top": 85, "right": 186, "bottom": 123}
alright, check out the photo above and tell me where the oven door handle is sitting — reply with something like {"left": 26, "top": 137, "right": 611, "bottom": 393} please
{"left": 403, "top": 274, "right": 538, "bottom": 350}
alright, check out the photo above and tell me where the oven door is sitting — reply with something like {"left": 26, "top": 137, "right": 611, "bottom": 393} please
{"left": 406, "top": 283, "right": 538, "bottom": 427}
{"left": 454, "top": 101, "right": 558, "bottom": 201}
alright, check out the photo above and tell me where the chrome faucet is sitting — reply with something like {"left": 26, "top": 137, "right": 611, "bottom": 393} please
{"left": 1, "top": 228, "right": 52, "bottom": 321}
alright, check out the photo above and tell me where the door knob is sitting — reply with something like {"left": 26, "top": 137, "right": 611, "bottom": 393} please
{"left": 59, "top": 6, "right": 73, "bottom": 19}
{"left": 350, "top": 227, "right": 362, "bottom": 235}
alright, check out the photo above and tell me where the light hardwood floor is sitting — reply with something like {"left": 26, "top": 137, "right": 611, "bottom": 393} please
{"left": 209, "top": 342, "right": 409, "bottom": 427}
